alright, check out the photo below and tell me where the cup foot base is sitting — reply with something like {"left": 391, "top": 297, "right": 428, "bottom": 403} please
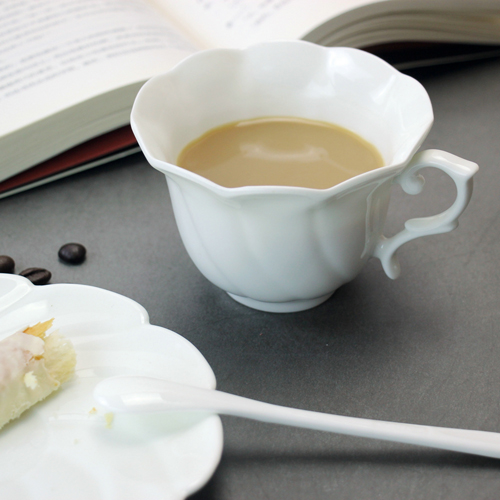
{"left": 227, "top": 292, "right": 333, "bottom": 313}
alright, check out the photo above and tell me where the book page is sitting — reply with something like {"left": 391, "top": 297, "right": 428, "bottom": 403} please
{"left": 0, "top": 0, "right": 198, "bottom": 136}
{"left": 152, "top": 0, "right": 500, "bottom": 48}
{"left": 151, "top": 0, "right": 366, "bottom": 48}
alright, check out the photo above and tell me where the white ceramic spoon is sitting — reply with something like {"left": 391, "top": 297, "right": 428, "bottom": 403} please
{"left": 93, "top": 376, "right": 500, "bottom": 459}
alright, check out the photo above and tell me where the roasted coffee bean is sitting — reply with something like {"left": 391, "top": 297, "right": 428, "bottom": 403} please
{"left": 19, "top": 267, "right": 51, "bottom": 285}
{"left": 0, "top": 255, "right": 15, "bottom": 273}
{"left": 58, "top": 243, "right": 86, "bottom": 264}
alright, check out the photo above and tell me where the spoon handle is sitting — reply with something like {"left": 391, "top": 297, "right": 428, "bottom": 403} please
{"left": 94, "top": 376, "right": 500, "bottom": 459}
{"left": 205, "top": 388, "right": 500, "bottom": 460}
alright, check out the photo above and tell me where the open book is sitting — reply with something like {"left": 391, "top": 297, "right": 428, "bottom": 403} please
{"left": 2, "top": 0, "right": 500, "bottom": 198}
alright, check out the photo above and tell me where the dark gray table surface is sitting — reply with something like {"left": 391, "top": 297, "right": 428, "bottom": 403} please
{"left": 2, "top": 57, "right": 500, "bottom": 499}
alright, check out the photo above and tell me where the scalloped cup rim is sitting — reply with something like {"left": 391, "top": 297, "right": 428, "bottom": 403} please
{"left": 131, "top": 41, "right": 434, "bottom": 198}
{"left": 144, "top": 151, "right": 416, "bottom": 199}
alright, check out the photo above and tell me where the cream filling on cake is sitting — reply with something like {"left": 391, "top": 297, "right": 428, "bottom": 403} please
{"left": 0, "top": 321, "right": 76, "bottom": 430}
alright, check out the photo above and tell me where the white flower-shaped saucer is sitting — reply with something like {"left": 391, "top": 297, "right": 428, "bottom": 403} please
{"left": 0, "top": 274, "right": 223, "bottom": 500}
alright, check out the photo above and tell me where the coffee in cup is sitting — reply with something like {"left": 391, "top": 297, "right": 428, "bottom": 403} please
{"left": 176, "top": 116, "right": 384, "bottom": 189}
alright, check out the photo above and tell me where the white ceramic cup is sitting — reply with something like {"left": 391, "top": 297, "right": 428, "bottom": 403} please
{"left": 131, "top": 41, "right": 478, "bottom": 313}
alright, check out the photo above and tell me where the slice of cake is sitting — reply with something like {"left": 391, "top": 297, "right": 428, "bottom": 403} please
{"left": 0, "top": 319, "right": 76, "bottom": 430}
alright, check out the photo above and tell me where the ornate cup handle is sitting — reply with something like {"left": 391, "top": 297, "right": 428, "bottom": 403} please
{"left": 374, "top": 149, "right": 478, "bottom": 279}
